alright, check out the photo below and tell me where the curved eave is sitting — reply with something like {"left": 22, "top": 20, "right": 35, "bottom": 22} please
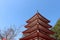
{"left": 25, "top": 24, "right": 52, "bottom": 28}
{"left": 25, "top": 19, "right": 52, "bottom": 28}
{"left": 26, "top": 13, "right": 50, "bottom": 23}
{"left": 23, "top": 24, "right": 54, "bottom": 34}
{"left": 20, "top": 32, "right": 55, "bottom": 40}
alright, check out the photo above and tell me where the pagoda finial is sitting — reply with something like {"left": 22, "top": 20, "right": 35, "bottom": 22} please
{"left": 36, "top": 10, "right": 40, "bottom": 15}
{"left": 37, "top": 10, "right": 39, "bottom": 13}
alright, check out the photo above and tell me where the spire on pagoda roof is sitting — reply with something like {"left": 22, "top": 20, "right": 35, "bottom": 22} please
{"left": 26, "top": 11, "right": 50, "bottom": 23}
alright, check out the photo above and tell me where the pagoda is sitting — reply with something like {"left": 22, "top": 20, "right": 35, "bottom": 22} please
{"left": 20, "top": 12, "right": 55, "bottom": 40}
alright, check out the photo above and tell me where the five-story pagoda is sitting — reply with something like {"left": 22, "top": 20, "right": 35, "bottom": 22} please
{"left": 20, "top": 12, "right": 55, "bottom": 40}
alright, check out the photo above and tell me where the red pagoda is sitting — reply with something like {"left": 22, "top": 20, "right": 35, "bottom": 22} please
{"left": 20, "top": 12, "right": 55, "bottom": 40}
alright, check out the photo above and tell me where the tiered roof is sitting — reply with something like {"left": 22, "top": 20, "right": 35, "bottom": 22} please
{"left": 20, "top": 12, "right": 55, "bottom": 40}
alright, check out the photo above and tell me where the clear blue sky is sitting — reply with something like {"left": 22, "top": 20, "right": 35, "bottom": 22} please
{"left": 0, "top": 0, "right": 60, "bottom": 40}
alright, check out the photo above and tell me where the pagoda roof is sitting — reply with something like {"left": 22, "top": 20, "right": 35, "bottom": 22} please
{"left": 20, "top": 31, "right": 55, "bottom": 40}
{"left": 26, "top": 12, "right": 50, "bottom": 23}
{"left": 20, "top": 12, "right": 55, "bottom": 40}
{"left": 25, "top": 19, "right": 52, "bottom": 28}
{"left": 23, "top": 23, "right": 54, "bottom": 34}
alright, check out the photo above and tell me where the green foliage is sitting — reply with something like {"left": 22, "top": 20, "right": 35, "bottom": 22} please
{"left": 51, "top": 19, "right": 60, "bottom": 40}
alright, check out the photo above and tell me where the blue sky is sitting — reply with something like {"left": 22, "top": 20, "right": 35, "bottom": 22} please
{"left": 0, "top": 0, "right": 60, "bottom": 40}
